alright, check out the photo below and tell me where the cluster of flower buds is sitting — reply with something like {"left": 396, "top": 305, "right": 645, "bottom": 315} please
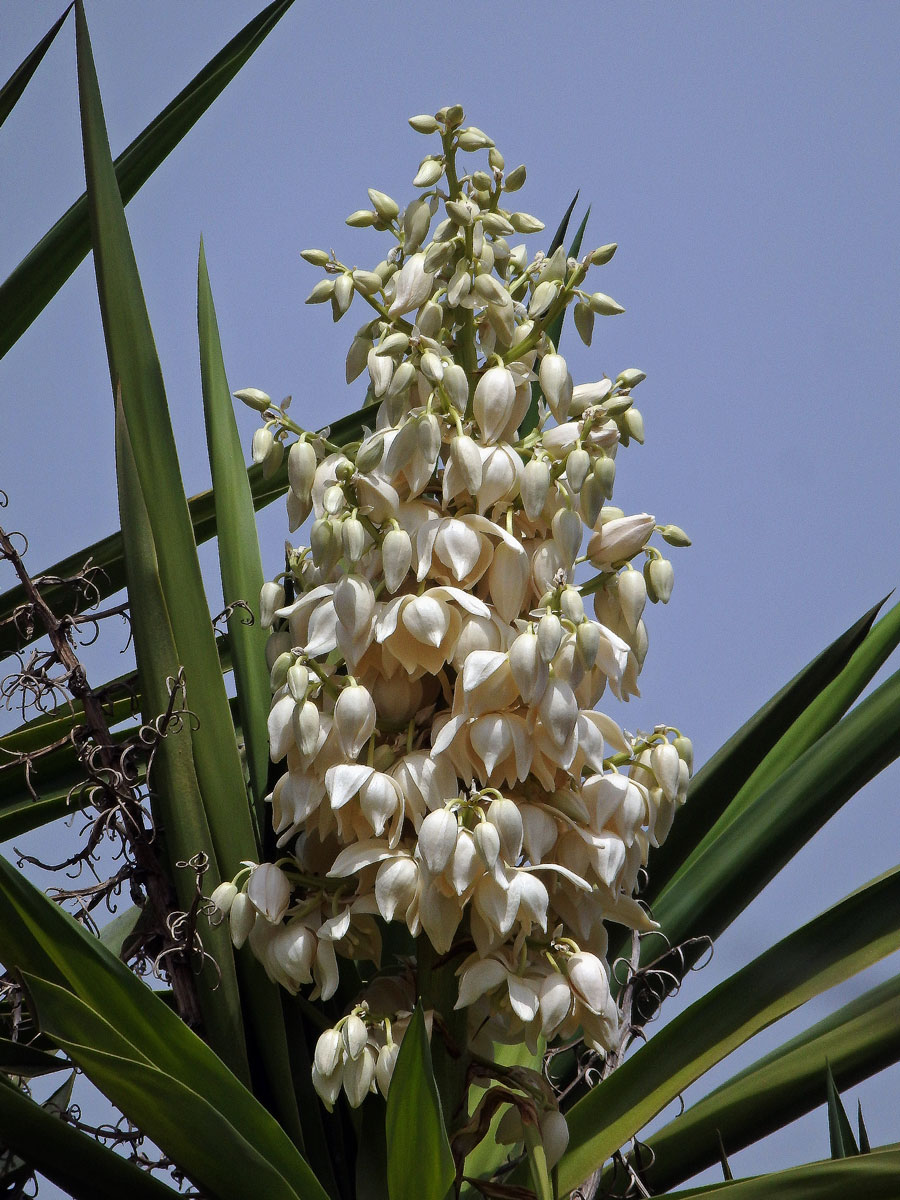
{"left": 224, "top": 106, "right": 691, "bottom": 1115}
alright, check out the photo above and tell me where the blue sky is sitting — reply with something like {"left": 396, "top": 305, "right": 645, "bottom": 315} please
{"left": 2, "top": 0, "right": 899, "bottom": 1190}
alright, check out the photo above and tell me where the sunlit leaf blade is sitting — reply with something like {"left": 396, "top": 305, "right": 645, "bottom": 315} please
{"left": 557, "top": 863, "right": 900, "bottom": 1195}
{"left": 22, "top": 974, "right": 327, "bottom": 1200}
{"left": 0, "top": 0, "right": 296, "bottom": 360}
{"left": 643, "top": 596, "right": 886, "bottom": 904}
{"left": 197, "top": 240, "right": 270, "bottom": 822}
{"left": 685, "top": 597, "right": 900, "bottom": 863}
{"left": 0, "top": 857, "right": 325, "bottom": 1198}
{"left": 0, "top": 6, "right": 72, "bottom": 131}
{"left": 634, "top": 971, "right": 900, "bottom": 1192}
{"left": 0, "top": 1073, "right": 177, "bottom": 1199}
{"left": 97, "top": 904, "right": 141, "bottom": 958}
{"left": 116, "top": 395, "right": 249, "bottom": 1083}
{"left": 826, "top": 1061, "right": 859, "bottom": 1158}
{"left": 663, "top": 1145, "right": 900, "bottom": 1199}
{"left": 386, "top": 1004, "right": 455, "bottom": 1200}
{"left": 0, "top": 793, "right": 76, "bottom": 840}
{"left": 646, "top": 661, "right": 900, "bottom": 978}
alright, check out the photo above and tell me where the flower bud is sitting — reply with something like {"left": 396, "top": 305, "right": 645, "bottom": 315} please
{"left": 342, "top": 1013, "right": 369, "bottom": 1060}
{"left": 575, "top": 619, "right": 602, "bottom": 669}
{"left": 409, "top": 113, "right": 440, "bottom": 133}
{"left": 457, "top": 126, "right": 493, "bottom": 151}
{"left": 259, "top": 580, "right": 285, "bottom": 629}
{"left": 286, "top": 663, "right": 309, "bottom": 703}
{"left": 651, "top": 742, "right": 681, "bottom": 802}
{"left": 209, "top": 881, "right": 237, "bottom": 921}
{"left": 355, "top": 436, "right": 385, "bottom": 474}
{"left": 552, "top": 507, "right": 583, "bottom": 568}
{"left": 509, "top": 629, "right": 547, "bottom": 704}
{"left": 413, "top": 157, "right": 444, "bottom": 187}
{"left": 229, "top": 892, "right": 256, "bottom": 948}
{"left": 537, "top": 613, "right": 564, "bottom": 662}
{"left": 589, "top": 243, "right": 618, "bottom": 265}
{"left": 649, "top": 557, "right": 675, "bottom": 603}
{"left": 300, "top": 248, "right": 330, "bottom": 266}
{"left": 521, "top": 458, "right": 551, "bottom": 522}
{"left": 269, "top": 651, "right": 293, "bottom": 692}
{"left": 341, "top": 517, "right": 367, "bottom": 563}
{"left": 367, "top": 346, "right": 394, "bottom": 397}
{"left": 388, "top": 253, "right": 435, "bottom": 318}
{"left": 346, "top": 209, "right": 378, "bottom": 228}
{"left": 334, "top": 683, "right": 376, "bottom": 758}
{"left": 487, "top": 797, "right": 523, "bottom": 863}
{"left": 528, "top": 279, "right": 559, "bottom": 318}
{"left": 539, "top": 353, "right": 573, "bottom": 421}
{"left": 565, "top": 447, "right": 591, "bottom": 493}
{"left": 375, "top": 1041, "right": 400, "bottom": 1097}
{"left": 368, "top": 188, "right": 399, "bottom": 221}
{"left": 310, "top": 517, "right": 340, "bottom": 571}
{"left": 451, "top": 435, "right": 483, "bottom": 495}
{"left": 474, "top": 365, "right": 516, "bottom": 443}
{"left": 588, "top": 292, "right": 625, "bottom": 315}
{"left": 333, "top": 273, "right": 354, "bottom": 316}
{"left": 233, "top": 387, "right": 271, "bottom": 412}
{"left": 504, "top": 164, "right": 527, "bottom": 191}
{"left": 288, "top": 440, "right": 317, "bottom": 500}
{"left": 473, "top": 820, "right": 501, "bottom": 869}
{"left": 617, "top": 569, "right": 647, "bottom": 632}
{"left": 659, "top": 524, "right": 692, "bottom": 547}
{"left": 442, "top": 362, "right": 469, "bottom": 410}
{"left": 305, "top": 278, "right": 335, "bottom": 303}
{"left": 616, "top": 368, "right": 647, "bottom": 389}
{"left": 252, "top": 427, "right": 275, "bottom": 465}
{"left": 418, "top": 807, "right": 459, "bottom": 874}
{"left": 623, "top": 408, "right": 645, "bottom": 444}
{"left": 510, "top": 212, "right": 544, "bottom": 233}
{"left": 559, "top": 586, "right": 584, "bottom": 623}
{"left": 376, "top": 857, "right": 419, "bottom": 922}
{"left": 573, "top": 301, "right": 594, "bottom": 346}
{"left": 247, "top": 862, "right": 292, "bottom": 923}
{"left": 382, "top": 528, "right": 412, "bottom": 592}
{"left": 674, "top": 735, "right": 694, "bottom": 773}
{"left": 343, "top": 1046, "right": 376, "bottom": 1107}
{"left": 295, "top": 699, "right": 320, "bottom": 757}
{"left": 579, "top": 473, "right": 606, "bottom": 528}
{"left": 315, "top": 1028, "right": 343, "bottom": 1077}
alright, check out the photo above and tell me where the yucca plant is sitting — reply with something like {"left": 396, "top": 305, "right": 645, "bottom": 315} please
{"left": 2, "top": 5, "right": 900, "bottom": 1200}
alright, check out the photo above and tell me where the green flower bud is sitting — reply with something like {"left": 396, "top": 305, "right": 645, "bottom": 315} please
{"left": 367, "top": 188, "right": 399, "bottom": 221}
{"left": 355, "top": 436, "right": 385, "bottom": 474}
{"left": 573, "top": 301, "right": 595, "bottom": 347}
{"left": 565, "top": 447, "right": 591, "bottom": 492}
{"left": 443, "top": 104, "right": 465, "bottom": 128}
{"left": 333, "top": 273, "right": 354, "bottom": 315}
{"left": 659, "top": 524, "right": 692, "bottom": 547}
{"left": 346, "top": 209, "right": 378, "bottom": 227}
{"left": 409, "top": 113, "right": 440, "bottom": 133}
{"left": 616, "top": 368, "right": 647, "bottom": 388}
{"left": 593, "top": 456, "right": 617, "bottom": 499}
{"left": 233, "top": 387, "right": 271, "bottom": 413}
{"left": 351, "top": 269, "right": 383, "bottom": 296}
{"left": 457, "top": 127, "right": 493, "bottom": 151}
{"left": 300, "top": 248, "right": 330, "bottom": 266}
{"left": 269, "top": 651, "right": 293, "bottom": 693}
{"left": 649, "top": 557, "right": 674, "bottom": 603}
{"left": 504, "top": 164, "right": 527, "bottom": 192}
{"left": 509, "top": 211, "right": 545, "bottom": 233}
{"left": 412, "top": 157, "right": 444, "bottom": 187}
{"left": 488, "top": 147, "right": 505, "bottom": 171}
{"left": 305, "top": 278, "right": 335, "bottom": 304}
{"left": 673, "top": 735, "right": 694, "bottom": 772}
{"left": 589, "top": 243, "right": 618, "bottom": 265}
{"left": 588, "top": 291, "right": 625, "bottom": 315}
{"left": 623, "top": 408, "right": 645, "bottom": 443}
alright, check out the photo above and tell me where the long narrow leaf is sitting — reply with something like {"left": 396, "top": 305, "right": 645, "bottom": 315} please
{"left": 642, "top": 596, "right": 885, "bottom": 904}
{"left": 197, "top": 240, "right": 270, "bottom": 822}
{"left": 647, "top": 661, "right": 900, "bottom": 975}
{"left": 22, "top": 974, "right": 326, "bottom": 1200}
{"left": 0, "top": 402, "right": 377, "bottom": 660}
{"left": 0, "top": 6, "right": 72, "bottom": 131}
{"left": 386, "top": 1004, "right": 455, "bottom": 1200}
{"left": 557, "top": 863, "right": 900, "bottom": 1195}
{"left": 663, "top": 1144, "right": 900, "bottom": 1199}
{"left": 0, "top": 0, "right": 295, "bottom": 359}
{"left": 685, "top": 597, "right": 900, "bottom": 863}
{"left": 116, "top": 398, "right": 250, "bottom": 1081}
{"left": 0, "top": 1073, "right": 177, "bottom": 1200}
{"left": 636, "top": 972, "right": 900, "bottom": 1191}
{"left": 826, "top": 1062, "right": 859, "bottom": 1158}
{"left": 0, "top": 853, "right": 324, "bottom": 1198}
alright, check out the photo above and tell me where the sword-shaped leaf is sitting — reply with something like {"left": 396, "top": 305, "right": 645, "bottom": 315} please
{"left": 0, "top": 6, "right": 72, "bottom": 131}
{"left": 662, "top": 1145, "right": 900, "bottom": 1199}
{"left": 0, "top": 0, "right": 296, "bottom": 360}
{"left": 557, "top": 864, "right": 900, "bottom": 1195}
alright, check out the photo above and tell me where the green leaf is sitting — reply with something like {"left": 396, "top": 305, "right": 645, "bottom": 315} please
{"left": 0, "top": 6, "right": 72, "bottom": 131}
{"left": 197, "top": 239, "right": 270, "bottom": 822}
{"left": 631, "top": 970, "right": 900, "bottom": 1191}
{"left": 97, "top": 904, "right": 142, "bottom": 958}
{"left": 0, "top": 1073, "right": 177, "bottom": 1199}
{"left": 642, "top": 596, "right": 886, "bottom": 907}
{"left": 826, "top": 1061, "right": 859, "bottom": 1158}
{"left": 386, "top": 1004, "right": 455, "bottom": 1200}
{"left": 0, "top": 403, "right": 376, "bottom": 661}
{"left": 663, "top": 1144, "right": 900, "bottom": 1199}
{"left": 645, "top": 660, "right": 900, "bottom": 988}
{"left": 0, "top": 1038, "right": 67, "bottom": 1078}
{"left": 859, "top": 1101, "right": 872, "bottom": 1153}
{"left": 0, "top": 0, "right": 296, "bottom": 360}
{"left": 0, "top": 857, "right": 325, "bottom": 1199}
{"left": 115, "top": 399, "right": 250, "bottom": 1082}
{"left": 22, "top": 974, "right": 327, "bottom": 1200}
{"left": 682, "top": 596, "right": 900, "bottom": 866}
{"left": 557, "top": 863, "right": 900, "bottom": 1195}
